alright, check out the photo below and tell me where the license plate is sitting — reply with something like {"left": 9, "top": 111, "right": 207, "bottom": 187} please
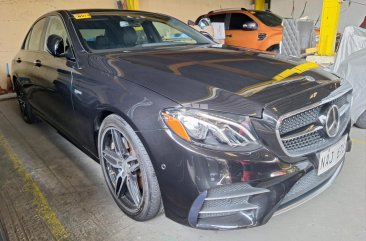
{"left": 318, "top": 135, "right": 347, "bottom": 175}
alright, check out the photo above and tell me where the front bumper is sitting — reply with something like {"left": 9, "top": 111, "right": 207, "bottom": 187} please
{"left": 142, "top": 117, "right": 351, "bottom": 230}
{"left": 189, "top": 156, "right": 346, "bottom": 230}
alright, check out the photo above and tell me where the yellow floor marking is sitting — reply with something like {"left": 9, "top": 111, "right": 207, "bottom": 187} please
{"left": 0, "top": 135, "right": 69, "bottom": 241}
{"left": 352, "top": 138, "right": 366, "bottom": 145}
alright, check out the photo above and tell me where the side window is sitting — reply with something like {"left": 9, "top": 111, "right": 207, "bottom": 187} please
{"left": 209, "top": 14, "right": 226, "bottom": 23}
{"left": 28, "top": 18, "right": 47, "bottom": 51}
{"left": 44, "top": 16, "right": 68, "bottom": 52}
{"left": 229, "top": 13, "right": 254, "bottom": 30}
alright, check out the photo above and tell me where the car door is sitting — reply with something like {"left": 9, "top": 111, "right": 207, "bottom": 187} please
{"left": 225, "top": 13, "right": 259, "bottom": 49}
{"left": 13, "top": 18, "right": 47, "bottom": 112}
{"left": 37, "top": 15, "right": 77, "bottom": 136}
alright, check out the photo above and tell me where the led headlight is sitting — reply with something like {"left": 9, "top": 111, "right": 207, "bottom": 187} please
{"left": 161, "top": 108, "right": 259, "bottom": 151}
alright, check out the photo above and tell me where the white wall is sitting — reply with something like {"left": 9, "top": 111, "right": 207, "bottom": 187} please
{"left": 271, "top": 0, "right": 366, "bottom": 31}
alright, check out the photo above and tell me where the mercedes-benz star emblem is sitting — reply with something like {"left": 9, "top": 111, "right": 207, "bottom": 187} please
{"left": 325, "top": 105, "right": 340, "bottom": 137}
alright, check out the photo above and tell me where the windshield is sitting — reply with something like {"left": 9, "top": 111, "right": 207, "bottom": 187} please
{"left": 251, "top": 11, "right": 282, "bottom": 27}
{"left": 71, "top": 12, "right": 212, "bottom": 52}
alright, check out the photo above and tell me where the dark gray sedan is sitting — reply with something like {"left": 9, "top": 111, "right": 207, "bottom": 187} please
{"left": 12, "top": 9, "right": 352, "bottom": 230}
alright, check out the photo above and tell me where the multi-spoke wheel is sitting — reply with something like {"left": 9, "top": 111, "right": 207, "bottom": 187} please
{"left": 14, "top": 79, "right": 38, "bottom": 124}
{"left": 98, "top": 114, "right": 162, "bottom": 221}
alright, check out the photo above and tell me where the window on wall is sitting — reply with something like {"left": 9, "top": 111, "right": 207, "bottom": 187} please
{"left": 28, "top": 18, "right": 46, "bottom": 51}
{"left": 229, "top": 13, "right": 254, "bottom": 30}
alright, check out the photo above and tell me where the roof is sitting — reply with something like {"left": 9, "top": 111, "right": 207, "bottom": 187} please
{"left": 67, "top": 9, "right": 155, "bottom": 15}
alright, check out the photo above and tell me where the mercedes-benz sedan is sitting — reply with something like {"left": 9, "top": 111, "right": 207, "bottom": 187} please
{"left": 12, "top": 9, "right": 352, "bottom": 230}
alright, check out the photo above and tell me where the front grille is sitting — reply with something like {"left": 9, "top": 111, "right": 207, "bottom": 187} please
{"left": 279, "top": 106, "right": 321, "bottom": 135}
{"left": 282, "top": 130, "right": 326, "bottom": 152}
{"left": 277, "top": 88, "right": 352, "bottom": 156}
{"left": 332, "top": 93, "right": 347, "bottom": 108}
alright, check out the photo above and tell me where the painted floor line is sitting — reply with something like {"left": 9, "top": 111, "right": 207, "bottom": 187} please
{"left": 0, "top": 134, "right": 69, "bottom": 241}
{"left": 352, "top": 138, "right": 366, "bottom": 145}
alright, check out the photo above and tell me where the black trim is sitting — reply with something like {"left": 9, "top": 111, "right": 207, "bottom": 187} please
{"left": 188, "top": 191, "right": 207, "bottom": 227}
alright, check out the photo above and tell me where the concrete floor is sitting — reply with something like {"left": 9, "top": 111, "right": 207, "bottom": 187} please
{"left": 0, "top": 95, "right": 365, "bottom": 241}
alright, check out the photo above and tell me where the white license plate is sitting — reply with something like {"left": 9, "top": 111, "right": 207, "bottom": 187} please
{"left": 318, "top": 135, "right": 347, "bottom": 175}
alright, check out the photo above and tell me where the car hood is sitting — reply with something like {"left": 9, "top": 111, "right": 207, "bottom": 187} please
{"left": 89, "top": 46, "right": 339, "bottom": 118}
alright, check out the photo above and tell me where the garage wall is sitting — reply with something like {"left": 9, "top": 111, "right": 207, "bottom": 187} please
{"left": 140, "top": 0, "right": 251, "bottom": 24}
{"left": 270, "top": 0, "right": 366, "bottom": 31}
{"left": 0, "top": 0, "right": 117, "bottom": 89}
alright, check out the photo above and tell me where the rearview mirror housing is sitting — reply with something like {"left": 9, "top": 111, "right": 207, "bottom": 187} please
{"left": 243, "top": 21, "right": 258, "bottom": 31}
{"left": 46, "top": 34, "right": 65, "bottom": 57}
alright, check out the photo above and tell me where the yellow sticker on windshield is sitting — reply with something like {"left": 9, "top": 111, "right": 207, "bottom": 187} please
{"left": 133, "top": 26, "right": 143, "bottom": 31}
{"left": 73, "top": 13, "right": 91, "bottom": 19}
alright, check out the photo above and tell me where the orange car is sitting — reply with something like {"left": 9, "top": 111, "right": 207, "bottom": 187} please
{"left": 196, "top": 8, "right": 283, "bottom": 52}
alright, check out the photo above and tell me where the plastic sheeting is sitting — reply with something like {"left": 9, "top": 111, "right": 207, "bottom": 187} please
{"left": 334, "top": 26, "right": 366, "bottom": 123}
{"left": 334, "top": 26, "right": 366, "bottom": 72}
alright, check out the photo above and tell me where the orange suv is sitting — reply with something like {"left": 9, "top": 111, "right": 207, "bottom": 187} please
{"left": 196, "top": 8, "right": 283, "bottom": 51}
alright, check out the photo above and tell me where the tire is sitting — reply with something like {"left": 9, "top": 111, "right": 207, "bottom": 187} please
{"left": 98, "top": 114, "right": 162, "bottom": 221}
{"left": 355, "top": 110, "right": 366, "bottom": 129}
{"left": 13, "top": 80, "right": 38, "bottom": 124}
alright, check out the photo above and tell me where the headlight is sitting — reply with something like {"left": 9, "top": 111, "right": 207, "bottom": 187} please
{"left": 161, "top": 108, "right": 259, "bottom": 151}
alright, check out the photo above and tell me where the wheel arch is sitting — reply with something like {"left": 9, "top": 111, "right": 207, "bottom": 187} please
{"left": 266, "top": 44, "right": 280, "bottom": 52}
{"left": 92, "top": 106, "right": 158, "bottom": 169}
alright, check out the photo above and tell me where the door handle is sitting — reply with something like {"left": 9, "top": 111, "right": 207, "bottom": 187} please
{"left": 226, "top": 34, "right": 232, "bottom": 38}
{"left": 33, "top": 59, "right": 42, "bottom": 67}
{"left": 16, "top": 58, "right": 22, "bottom": 63}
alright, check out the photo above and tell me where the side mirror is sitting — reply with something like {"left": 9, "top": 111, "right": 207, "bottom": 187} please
{"left": 46, "top": 34, "right": 65, "bottom": 57}
{"left": 198, "top": 18, "right": 211, "bottom": 29}
{"left": 243, "top": 21, "right": 258, "bottom": 31}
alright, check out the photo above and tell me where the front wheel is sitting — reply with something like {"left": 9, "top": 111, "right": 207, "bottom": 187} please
{"left": 98, "top": 114, "right": 162, "bottom": 221}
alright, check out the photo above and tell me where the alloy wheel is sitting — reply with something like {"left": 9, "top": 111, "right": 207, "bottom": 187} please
{"left": 101, "top": 127, "right": 143, "bottom": 211}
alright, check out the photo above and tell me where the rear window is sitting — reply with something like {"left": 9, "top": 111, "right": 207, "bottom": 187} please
{"left": 251, "top": 11, "right": 282, "bottom": 27}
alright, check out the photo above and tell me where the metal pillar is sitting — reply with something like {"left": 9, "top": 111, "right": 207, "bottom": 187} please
{"left": 255, "top": 0, "right": 266, "bottom": 10}
{"left": 126, "top": 0, "right": 140, "bottom": 10}
{"left": 318, "top": 0, "right": 342, "bottom": 56}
